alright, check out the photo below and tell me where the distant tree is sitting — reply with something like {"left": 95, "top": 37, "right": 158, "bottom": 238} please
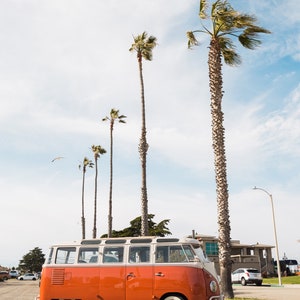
{"left": 79, "top": 157, "right": 94, "bottom": 239}
{"left": 18, "top": 247, "right": 45, "bottom": 273}
{"left": 101, "top": 214, "right": 171, "bottom": 237}
{"left": 91, "top": 145, "right": 106, "bottom": 238}
{"left": 102, "top": 108, "right": 127, "bottom": 237}
{"left": 187, "top": 1, "right": 270, "bottom": 297}
{"left": 129, "top": 31, "right": 157, "bottom": 236}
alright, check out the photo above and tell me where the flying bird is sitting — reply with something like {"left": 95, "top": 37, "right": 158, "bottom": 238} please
{"left": 51, "top": 156, "right": 65, "bottom": 162}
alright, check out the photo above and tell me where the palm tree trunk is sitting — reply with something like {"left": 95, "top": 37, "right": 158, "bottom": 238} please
{"left": 138, "top": 56, "right": 149, "bottom": 236}
{"left": 93, "top": 159, "right": 98, "bottom": 239}
{"left": 209, "top": 37, "right": 234, "bottom": 298}
{"left": 81, "top": 169, "right": 86, "bottom": 240}
{"left": 108, "top": 123, "right": 113, "bottom": 237}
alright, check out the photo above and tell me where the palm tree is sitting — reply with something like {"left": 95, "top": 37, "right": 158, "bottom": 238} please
{"left": 102, "top": 108, "right": 127, "bottom": 237}
{"left": 79, "top": 157, "right": 94, "bottom": 240}
{"left": 187, "top": 1, "right": 270, "bottom": 297}
{"left": 129, "top": 31, "right": 157, "bottom": 236}
{"left": 91, "top": 145, "right": 106, "bottom": 238}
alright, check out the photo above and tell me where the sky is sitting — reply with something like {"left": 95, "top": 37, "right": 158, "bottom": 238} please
{"left": 0, "top": 0, "right": 299, "bottom": 268}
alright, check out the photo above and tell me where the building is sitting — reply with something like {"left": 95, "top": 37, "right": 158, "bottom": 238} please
{"left": 193, "top": 234, "right": 274, "bottom": 276}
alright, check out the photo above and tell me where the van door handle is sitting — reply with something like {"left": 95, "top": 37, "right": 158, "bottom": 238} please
{"left": 155, "top": 272, "right": 165, "bottom": 277}
{"left": 127, "top": 272, "right": 135, "bottom": 279}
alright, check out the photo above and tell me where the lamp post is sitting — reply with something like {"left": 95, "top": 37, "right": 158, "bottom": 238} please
{"left": 253, "top": 186, "right": 282, "bottom": 286}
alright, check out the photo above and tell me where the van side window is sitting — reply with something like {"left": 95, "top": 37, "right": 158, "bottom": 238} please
{"left": 169, "top": 246, "right": 188, "bottom": 262}
{"left": 55, "top": 247, "right": 76, "bottom": 264}
{"left": 103, "top": 246, "right": 124, "bottom": 263}
{"left": 46, "top": 248, "right": 54, "bottom": 264}
{"left": 156, "top": 245, "right": 189, "bottom": 263}
{"left": 129, "top": 246, "right": 150, "bottom": 263}
{"left": 78, "top": 247, "right": 99, "bottom": 263}
{"left": 156, "top": 246, "right": 169, "bottom": 263}
{"left": 183, "top": 245, "right": 196, "bottom": 261}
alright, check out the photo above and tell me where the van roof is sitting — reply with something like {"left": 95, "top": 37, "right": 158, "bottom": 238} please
{"left": 49, "top": 236, "right": 200, "bottom": 247}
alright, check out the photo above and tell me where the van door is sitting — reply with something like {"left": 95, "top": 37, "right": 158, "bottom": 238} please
{"left": 99, "top": 246, "right": 126, "bottom": 300}
{"left": 154, "top": 245, "right": 188, "bottom": 293}
{"left": 125, "top": 245, "right": 153, "bottom": 300}
{"left": 153, "top": 245, "right": 202, "bottom": 299}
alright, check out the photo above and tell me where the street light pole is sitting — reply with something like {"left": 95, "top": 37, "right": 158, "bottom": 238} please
{"left": 253, "top": 186, "right": 282, "bottom": 286}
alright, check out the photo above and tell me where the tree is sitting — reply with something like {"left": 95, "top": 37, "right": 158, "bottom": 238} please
{"left": 79, "top": 157, "right": 94, "bottom": 239}
{"left": 129, "top": 31, "right": 157, "bottom": 236}
{"left": 18, "top": 247, "right": 45, "bottom": 273}
{"left": 101, "top": 214, "right": 171, "bottom": 238}
{"left": 91, "top": 145, "right": 106, "bottom": 238}
{"left": 187, "top": 1, "right": 270, "bottom": 297}
{"left": 102, "top": 109, "right": 126, "bottom": 238}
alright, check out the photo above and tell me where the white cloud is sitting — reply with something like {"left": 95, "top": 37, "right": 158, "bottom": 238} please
{"left": 257, "top": 84, "right": 300, "bottom": 158}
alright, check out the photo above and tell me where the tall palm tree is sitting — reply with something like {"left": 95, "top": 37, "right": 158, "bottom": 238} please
{"left": 79, "top": 157, "right": 94, "bottom": 240}
{"left": 129, "top": 31, "right": 157, "bottom": 236}
{"left": 91, "top": 145, "right": 106, "bottom": 238}
{"left": 102, "top": 108, "right": 127, "bottom": 237}
{"left": 187, "top": 1, "right": 270, "bottom": 297}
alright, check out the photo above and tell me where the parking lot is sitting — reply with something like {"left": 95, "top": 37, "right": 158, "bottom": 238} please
{"left": 0, "top": 279, "right": 39, "bottom": 300}
{"left": 1, "top": 279, "right": 300, "bottom": 300}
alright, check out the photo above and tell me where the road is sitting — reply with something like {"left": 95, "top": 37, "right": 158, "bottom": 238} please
{"left": 1, "top": 279, "right": 300, "bottom": 300}
{"left": 233, "top": 284, "right": 300, "bottom": 300}
{"left": 0, "top": 279, "right": 39, "bottom": 300}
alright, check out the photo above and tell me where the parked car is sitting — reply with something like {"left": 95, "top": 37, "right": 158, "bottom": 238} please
{"left": 9, "top": 270, "right": 19, "bottom": 279}
{"left": 18, "top": 273, "right": 37, "bottom": 281}
{"left": 231, "top": 268, "right": 262, "bottom": 286}
{"left": 0, "top": 271, "right": 10, "bottom": 281}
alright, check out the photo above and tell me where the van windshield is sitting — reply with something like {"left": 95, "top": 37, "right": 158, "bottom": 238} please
{"left": 193, "top": 245, "right": 210, "bottom": 263}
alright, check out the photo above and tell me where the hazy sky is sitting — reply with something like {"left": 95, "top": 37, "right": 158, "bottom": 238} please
{"left": 1, "top": 0, "right": 300, "bottom": 268}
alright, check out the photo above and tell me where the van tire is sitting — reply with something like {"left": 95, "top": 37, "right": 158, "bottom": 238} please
{"left": 163, "top": 295, "right": 185, "bottom": 300}
{"left": 241, "top": 278, "right": 246, "bottom": 286}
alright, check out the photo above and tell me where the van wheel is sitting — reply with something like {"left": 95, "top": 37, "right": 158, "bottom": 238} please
{"left": 163, "top": 296, "right": 185, "bottom": 300}
{"left": 241, "top": 278, "right": 247, "bottom": 286}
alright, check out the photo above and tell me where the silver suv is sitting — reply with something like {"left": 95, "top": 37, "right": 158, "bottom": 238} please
{"left": 231, "top": 268, "right": 262, "bottom": 286}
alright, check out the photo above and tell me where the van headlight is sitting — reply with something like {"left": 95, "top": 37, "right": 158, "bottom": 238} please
{"left": 209, "top": 280, "right": 218, "bottom": 293}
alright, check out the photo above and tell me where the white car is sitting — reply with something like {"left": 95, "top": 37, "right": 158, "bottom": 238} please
{"left": 18, "top": 273, "right": 37, "bottom": 281}
{"left": 9, "top": 270, "right": 19, "bottom": 278}
{"left": 231, "top": 268, "right": 262, "bottom": 286}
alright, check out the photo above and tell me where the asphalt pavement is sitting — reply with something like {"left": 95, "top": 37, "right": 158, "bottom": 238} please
{"left": 0, "top": 279, "right": 39, "bottom": 300}
{"left": 233, "top": 284, "right": 300, "bottom": 300}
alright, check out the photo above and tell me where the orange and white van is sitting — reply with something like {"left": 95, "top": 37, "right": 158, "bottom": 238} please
{"left": 37, "top": 237, "right": 223, "bottom": 300}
